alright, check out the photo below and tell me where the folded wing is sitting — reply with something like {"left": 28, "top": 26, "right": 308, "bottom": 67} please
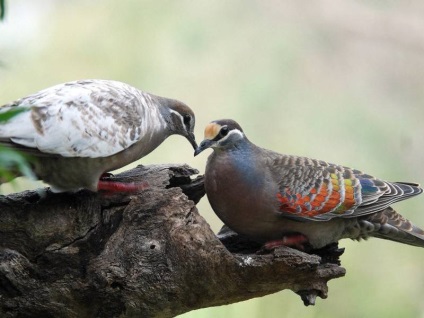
{"left": 273, "top": 155, "right": 422, "bottom": 221}
{"left": 0, "top": 80, "right": 164, "bottom": 158}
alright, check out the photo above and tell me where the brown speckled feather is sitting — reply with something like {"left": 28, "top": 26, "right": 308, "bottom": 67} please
{"left": 0, "top": 79, "right": 197, "bottom": 192}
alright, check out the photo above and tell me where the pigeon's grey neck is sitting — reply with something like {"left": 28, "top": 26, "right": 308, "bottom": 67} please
{"left": 218, "top": 135, "right": 252, "bottom": 154}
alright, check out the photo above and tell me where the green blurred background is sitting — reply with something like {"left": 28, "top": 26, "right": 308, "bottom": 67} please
{"left": 1, "top": 1, "right": 424, "bottom": 317}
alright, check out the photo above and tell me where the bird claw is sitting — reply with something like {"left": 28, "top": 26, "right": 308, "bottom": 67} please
{"left": 309, "top": 242, "right": 345, "bottom": 265}
{"left": 100, "top": 172, "right": 115, "bottom": 181}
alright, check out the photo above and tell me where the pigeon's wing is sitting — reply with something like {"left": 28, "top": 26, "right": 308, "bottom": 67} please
{"left": 270, "top": 154, "right": 422, "bottom": 221}
{"left": 0, "top": 80, "right": 164, "bottom": 158}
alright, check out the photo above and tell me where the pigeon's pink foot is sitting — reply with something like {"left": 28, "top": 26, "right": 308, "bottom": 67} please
{"left": 263, "top": 233, "right": 309, "bottom": 251}
{"left": 97, "top": 180, "right": 149, "bottom": 192}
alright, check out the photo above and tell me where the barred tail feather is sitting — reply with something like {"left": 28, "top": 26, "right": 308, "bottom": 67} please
{"left": 360, "top": 207, "right": 424, "bottom": 248}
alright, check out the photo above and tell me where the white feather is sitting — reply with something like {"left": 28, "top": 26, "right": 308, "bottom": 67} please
{"left": 0, "top": 80, "right": 166, "bottom": 158}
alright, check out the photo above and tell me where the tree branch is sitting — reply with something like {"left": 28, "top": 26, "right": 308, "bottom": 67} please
{"left": 0, "top": 164, "right": 345, "bottom": 318}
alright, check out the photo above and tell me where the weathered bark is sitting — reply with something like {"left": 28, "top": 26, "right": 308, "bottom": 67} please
{"left": 0, "top": 164, "right": 345, "bottom": 318}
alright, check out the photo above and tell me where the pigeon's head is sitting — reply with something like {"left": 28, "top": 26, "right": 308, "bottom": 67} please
{"left": 194, "top": 119, "right": 245, "bottom": 156}
{"left": 161, "top": 99, "right": 197, "bottom": 150}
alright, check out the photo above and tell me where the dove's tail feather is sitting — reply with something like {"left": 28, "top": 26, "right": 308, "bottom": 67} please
{"left": 360, "top": 207, "right": 424, "bottom": 248}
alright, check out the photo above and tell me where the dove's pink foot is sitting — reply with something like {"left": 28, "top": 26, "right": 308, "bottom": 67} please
{"left": 263, "top": 233, "right": 309, "bottom": 251}
{"left": 97, "top": 180, "right": 149, "bottom": 192}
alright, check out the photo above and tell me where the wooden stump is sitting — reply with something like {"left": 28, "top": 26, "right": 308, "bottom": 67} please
{"left": 0, "top": 164, "right": 345, "bottom": 318}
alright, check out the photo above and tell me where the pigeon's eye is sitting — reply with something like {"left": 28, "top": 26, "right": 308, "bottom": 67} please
{"left": 220, "top": 126, "right": 229, "bottom": 137}
{"left": 183, "top": 114, "right": 191, "bottom": 125}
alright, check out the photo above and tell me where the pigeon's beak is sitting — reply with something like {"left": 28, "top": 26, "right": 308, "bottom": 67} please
{"left": 187, "top": 132, "right": 198, "bottom": 151}
{"left": 194, "top": 139, "right": 214, "bottom": 156}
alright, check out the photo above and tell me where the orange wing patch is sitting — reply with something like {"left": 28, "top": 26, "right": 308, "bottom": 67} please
{"left": 277, "top": 176, "right": 358, "bottom": 217}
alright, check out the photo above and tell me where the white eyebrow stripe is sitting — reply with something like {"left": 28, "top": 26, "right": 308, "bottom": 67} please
{"left": 217, "top": 128, "right": 244, "bottom": 142}
{"left": 169, "top": 109, "right": 184, "bottom": 126}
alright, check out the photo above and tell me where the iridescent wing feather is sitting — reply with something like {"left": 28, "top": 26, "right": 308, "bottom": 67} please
{"left": 272, "top": 155, "right": 422, "bottom": 221}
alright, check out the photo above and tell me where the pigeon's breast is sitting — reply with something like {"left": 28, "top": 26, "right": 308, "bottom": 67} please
{"left": 205, "top": 148, "right": 281, "bottom": 239}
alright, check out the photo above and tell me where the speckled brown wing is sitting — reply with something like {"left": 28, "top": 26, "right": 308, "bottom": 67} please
{"left": 0, "top": 79, "right": 165, "bottom": 158}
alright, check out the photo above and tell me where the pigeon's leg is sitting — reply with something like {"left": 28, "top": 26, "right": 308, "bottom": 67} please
{"left": 97, "top": 172, "right": 148, "bottom": 193}
{"left": 263, "top": 233, "right": 309, "bottom": 251}
{"left": 97, "top": 180, "right": 149, "bottom": 192}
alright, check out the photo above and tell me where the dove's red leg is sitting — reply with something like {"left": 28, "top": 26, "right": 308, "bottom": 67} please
{"left": 97, "top": 180, "right": 149, "bottom": 192}
{"left": 97, "top": 173, "right": 149, "bottom": 193}
{"left": 263, "top": 233, "right": 309, "bottom": 251}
